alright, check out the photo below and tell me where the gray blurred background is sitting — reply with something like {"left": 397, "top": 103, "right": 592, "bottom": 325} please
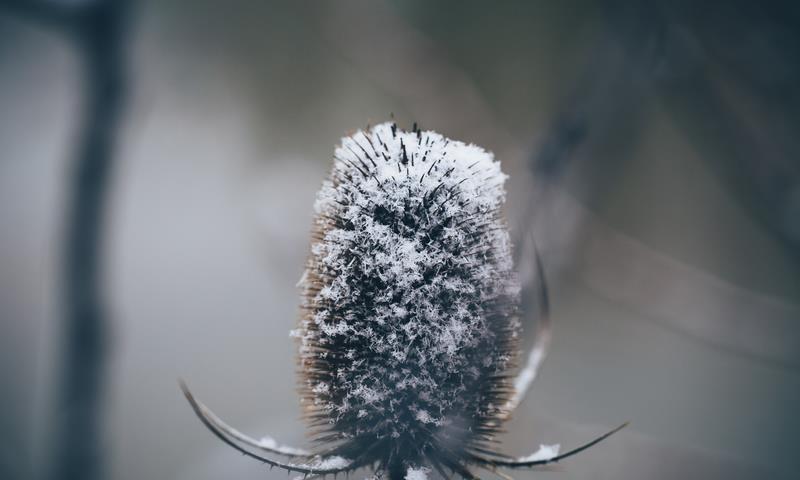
{"left": 1, "top": 1, "right": 799, "bottom": 479}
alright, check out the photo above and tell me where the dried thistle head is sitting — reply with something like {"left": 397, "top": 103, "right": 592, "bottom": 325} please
{"left": 182, "top": 122, "right": 626, "bottom": 480}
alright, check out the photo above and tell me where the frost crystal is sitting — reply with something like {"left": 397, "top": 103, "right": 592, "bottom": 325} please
{"left": 257, "top": 435, "right": 311, "bottom": 456}
{"left": 405, "top": 466, "right": 431, "bottom": 480}
{"left": 517, "top": 444, "right": 561, "bottom": 462}
{"left": 309, "top": 456, "right": 351, "bottom": 469}
{"left": 298, "top": 121, "right": 520, "bottom": 459}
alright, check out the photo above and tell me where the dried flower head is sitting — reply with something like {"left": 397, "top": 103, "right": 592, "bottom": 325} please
{"left": 182, "top": 122, "right": 626, "bottom": 480}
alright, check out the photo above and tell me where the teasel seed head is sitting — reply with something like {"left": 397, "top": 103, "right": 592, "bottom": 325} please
{"left": 296, "top": 121, "right": 521, "bottom": 477}
{"left": 180, "top": 122, "right": 627, "bottom": 480}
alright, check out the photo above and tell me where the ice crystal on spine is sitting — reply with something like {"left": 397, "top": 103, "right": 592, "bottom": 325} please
{"left": 405, "top": 466, "right": 431, "bottom": 480}
{"left": 298, "top": 122, "right": 521, "bottom": 475}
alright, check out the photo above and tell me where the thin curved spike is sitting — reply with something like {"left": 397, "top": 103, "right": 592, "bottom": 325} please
{"left": 180, "top": 380, "right": 355, "bottom": 475}
{"left": 425, "top": 455, "right": 451, "bottom": 480}
{"left": 467, "top": 446, "right": 513, "bottom": 461}
{"left": 469, "top": 422, "right": 628, "bottom": 469}
{"left": 434, "top": 446, "right": 481, "bottom": 480}
{"left": 295, "top": 474, "right": 316, "bottom": 480}
{"left": 183, "top": 385, "right": 311, "bottom": 458}
{"left": 437, "top": 455, "right": 480, "bottom": 480}
{"left": 503, "top": 236, "right": 552, "bottom": 416}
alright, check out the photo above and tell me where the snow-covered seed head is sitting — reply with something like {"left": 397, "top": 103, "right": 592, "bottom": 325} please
{"left": 180, "top": 122, "right": 626, "bottom": 480}
{"left": 297, "top": 122, "right": 521, "bottom": 478}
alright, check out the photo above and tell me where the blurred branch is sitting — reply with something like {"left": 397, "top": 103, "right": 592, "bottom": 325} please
{"left": 529, "top": 0, "right": 800, "bottom": 256}
{"left": 0, "top": 1, "right": 131, "bottom": 480}
{"left": 652, "top": 1, "right": 800, "bottom": 257}
{"left": 523, "top": 0, "right": 800, "bottom": 367}
{"left": 577, "top": 201, "right": 800, "bottom": 369}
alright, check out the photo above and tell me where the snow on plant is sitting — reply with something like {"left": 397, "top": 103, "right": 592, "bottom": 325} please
{"left": 182, "top": 122, "right": 626, "bottom": 480}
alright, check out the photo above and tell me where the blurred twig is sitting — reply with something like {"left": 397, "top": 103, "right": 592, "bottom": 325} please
{"left": 0, "top": 1, "right": 130, "bottom": 479}
{"left": 531, "top": 0, "right": 800, "bottom": 256}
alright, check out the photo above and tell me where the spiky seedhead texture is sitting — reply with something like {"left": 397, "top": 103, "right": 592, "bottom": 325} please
{"left": 296, "top": 122, "right": 521, "bottom": 478}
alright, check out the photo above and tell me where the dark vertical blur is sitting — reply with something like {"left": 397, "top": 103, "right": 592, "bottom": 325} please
{"left": 0, "top": 1, "right": 131, "bottom": 480}
{"left": 0, "top": 1, "right": 798, "bottom": 480}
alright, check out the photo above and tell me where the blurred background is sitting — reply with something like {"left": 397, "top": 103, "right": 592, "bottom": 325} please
{"left": 1, "top": 1, "right": 799, "bottom": 479}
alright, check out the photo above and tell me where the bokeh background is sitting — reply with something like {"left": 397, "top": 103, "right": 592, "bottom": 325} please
{"left": 1, "top": 1, "right": 799, "bottom": 479}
